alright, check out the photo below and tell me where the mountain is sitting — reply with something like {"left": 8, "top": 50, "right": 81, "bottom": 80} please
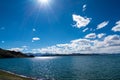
{"left": 29, "top": 53, "right": 101, "bottom": 57}
{"left": 0, "top": 48, "right": 34, "bottom": 58}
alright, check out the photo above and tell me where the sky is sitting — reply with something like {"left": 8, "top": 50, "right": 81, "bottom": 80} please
{"left": 0, "top": 0, "right": 120, "bottom": 54}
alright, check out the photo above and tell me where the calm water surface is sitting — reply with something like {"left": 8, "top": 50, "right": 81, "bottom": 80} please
{"left": 0, "top": 55, "right": 120, "bottom": 80}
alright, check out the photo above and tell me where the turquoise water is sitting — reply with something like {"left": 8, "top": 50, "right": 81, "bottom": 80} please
{"left": 0, "top": 55, "right": 120, "bottom": 80}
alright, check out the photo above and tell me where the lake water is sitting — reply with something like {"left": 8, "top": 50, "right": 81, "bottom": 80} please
{"left": 0, "top": 55, "right": 120, "bottom": 80}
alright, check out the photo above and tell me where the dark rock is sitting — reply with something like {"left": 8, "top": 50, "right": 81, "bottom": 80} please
{"left": 0, "top": 48, "right": 34, "bottom": 58}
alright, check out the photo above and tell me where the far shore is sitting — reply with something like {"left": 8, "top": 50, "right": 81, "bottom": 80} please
{"left": 0, "top": 69, "right": 35, "bottom": 80}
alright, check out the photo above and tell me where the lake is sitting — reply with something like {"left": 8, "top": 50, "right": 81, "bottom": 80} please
{"left": 0, "top": 55, "right": 120, "bottom": 80}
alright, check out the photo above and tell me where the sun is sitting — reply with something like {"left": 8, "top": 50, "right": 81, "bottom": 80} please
{"left": 38, "top": 0, "right": 49, "bottom": 4}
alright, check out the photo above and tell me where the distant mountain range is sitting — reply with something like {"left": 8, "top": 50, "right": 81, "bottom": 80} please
{"left": 1, "top": 48, "right": 119, "bottom": 58}
{"left": 0, "top": 48, "right": 34, "bottom": 58}
{"left": 27, "top": 53, "right": 120, "bottom": 57}
{"left": 27, "top": 53, "right": 101, "bottom": 57}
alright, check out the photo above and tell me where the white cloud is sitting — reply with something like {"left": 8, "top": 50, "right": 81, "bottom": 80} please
{"left": 104, "top": 35, "right": 120, "bottom": 41}
{"left": 90, "top": 28, "right": 95, "bottom": 31}
{"left": 83, "top": 28, "right": 89, "bottom": 32}
{"left": 94, "top": 35, "right": 120, "bottom": 48}
{"left": 22, "top": 46, "right": 28, "bottom": 50}
{"left": 33, "top": 28, "right": 36, "bottom": 32}
{"left": 90, "top": 28, "right": 92, "bottom": 31}
{"left": 33, "top": 34, "right": 120, "bottom": 54}
{"left": 36, "top": 39, "right": 92, "bottom": 54}
{"left": 97, "top": 33, "right": 106, "bottom": 38}
{"left": 1, "top": 41, "right": 5, "bottom": 43}
{"left": 9, "top": 46, "right": 29, "bottom": 52}
{"left": 104, "top": 35, "right": 120, "bottom": 46}
{"left": 85, "top": 33, "right": 96, "bottom": 39}
{"left": 112, "top": 20, "right": 120, "bottom": 32}
{"left": 83, "top": 4, "right": 87, "bottom": 11}
{"left": 72, "top": 14, "right": 91, "bottom": 28}
{"left": 97, "top": 21, "right": 109, "bottom": 30}
{"left": 32, "top": 37, "right": 40, "bottom": 42}
{"left": 9, "top": 48, "right": 24, "bottom": 52}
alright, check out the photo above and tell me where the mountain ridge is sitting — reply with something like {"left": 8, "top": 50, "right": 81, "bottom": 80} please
{"left": 0, "top": 48, "right": 34, "bottom": 58}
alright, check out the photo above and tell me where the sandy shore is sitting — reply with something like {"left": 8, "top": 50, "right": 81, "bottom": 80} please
{"left": 0, "top": 70, "right": 35, "bottom": 80}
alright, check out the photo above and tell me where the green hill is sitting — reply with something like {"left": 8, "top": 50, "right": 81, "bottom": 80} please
{"left": 0, "top": 48, "right": 33, "bottom": 58}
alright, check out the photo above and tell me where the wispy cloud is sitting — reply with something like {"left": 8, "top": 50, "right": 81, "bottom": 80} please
{"left": 9, "top": 46, "right": 28, "bottom": 52}
{"left": 83, "top": 28, "right": 89, "bottom": 32}
{"left": 96, "top": 21, "right": 109, "bottom": 30}
{"left": 72, "top": 14, "right": 91, "bottom": 28}
{"left": 9, "top": 48, "right": 24, "bottom": 52}
{"left": 89, "top": 28, "right": 96, "bottom": 32}
{"left": 22, "top": 46, "right": 28, "bottom": 51}
{"left": 32, "top": 34, "right": 120, "bottom": 54}
{"left": 85, "top": 33, "right": 96, "bottom": 39}
{"left": 82, "top": 4, "right": 87, "bottom": 12}
{"left": 32, "top": 37, "right": 40, "bottom": 42}
{"left": 97, "top": 33, "right": 106, "bottom": 38}
{"left": 1, "top": 41, "right": 5, "bottom": 43}
{"left": 112, "top": 20, "right": 120, "bottom": 32}
{"left": 33, "top": 28, "right": 36, "bottom": 32}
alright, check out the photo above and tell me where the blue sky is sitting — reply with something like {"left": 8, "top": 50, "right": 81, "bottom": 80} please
{"left": 0, "top": 0, "right": 120, "bottom": 54}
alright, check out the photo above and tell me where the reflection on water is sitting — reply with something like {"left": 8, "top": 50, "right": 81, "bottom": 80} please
{"left": 34, "top": 57, "right": 57, "bottom": 60}
{"left": 0, "top": 55, "right": 120, "bottom": 80}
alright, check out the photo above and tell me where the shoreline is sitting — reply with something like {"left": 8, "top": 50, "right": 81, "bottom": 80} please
{"left": 0, "top": 69, "right": 35, "bottom": 80}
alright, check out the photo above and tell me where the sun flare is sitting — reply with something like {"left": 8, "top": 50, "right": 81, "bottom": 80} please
{"left": 38, "top": 0, "right": 49, "bottom": 4}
